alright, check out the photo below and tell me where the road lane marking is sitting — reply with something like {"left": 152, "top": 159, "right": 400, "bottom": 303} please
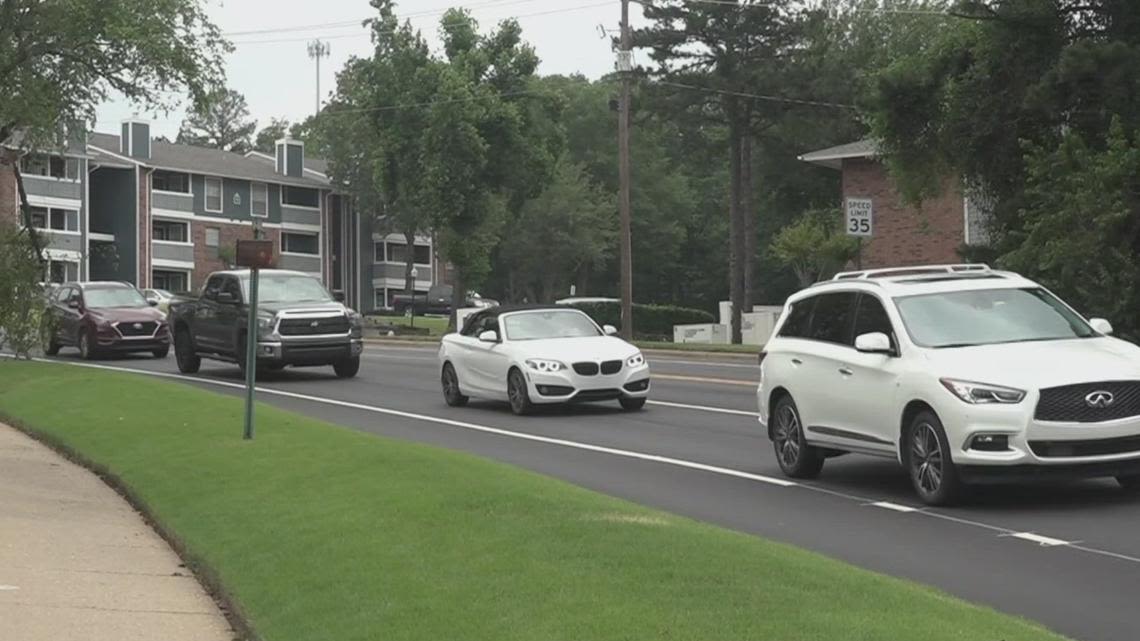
{"left": 647, "top": 400, "right": 758, "bottom": 417}
{"left": 648, "top": 358, "right": 757, "bottom": 369}
{"left": 653, "top": 374, "right": 755, "bottom": 387}
{"left": 10, "top": 356, "right": 1138, "bottom": 565}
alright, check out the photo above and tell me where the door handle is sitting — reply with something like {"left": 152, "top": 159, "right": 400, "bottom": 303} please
{"left": 791, "top": 358, "right": 803, "bottom": 365}
{"left": 838, "top": 367, "right": 854, "bottom": 376}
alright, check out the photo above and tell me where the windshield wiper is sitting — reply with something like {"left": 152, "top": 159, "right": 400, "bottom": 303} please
{"left": 933, "top": 342, "right": 982, "bottom": 349}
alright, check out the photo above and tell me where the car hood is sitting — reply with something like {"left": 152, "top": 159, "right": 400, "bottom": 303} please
{"left": 88, "top": 307, "right": 166, "bottom": 323}
{"left": 259, "top": 301, "right": 349, "bottom": 315}
{"left": 512, "top": 336, "right": 640, "bottom": 363}
{"left": 922, "top": 337, "right": 1140, "bottom": 390}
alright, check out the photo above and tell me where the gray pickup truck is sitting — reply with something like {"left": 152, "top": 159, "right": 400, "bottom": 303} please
{"left": 168, "top": 269, "right": 364, "bottom": 378}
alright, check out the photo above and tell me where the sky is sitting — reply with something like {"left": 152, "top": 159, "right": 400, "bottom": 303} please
{"left": 94, "top": 0, "right": 647, "bottom": 140}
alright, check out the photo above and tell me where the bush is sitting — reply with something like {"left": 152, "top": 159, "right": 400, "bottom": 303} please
{"left": 568, "top": 302, "right": 715, "bottom": 340}
{"left": 0, "top": 223, "right": 47, "bottom": 359}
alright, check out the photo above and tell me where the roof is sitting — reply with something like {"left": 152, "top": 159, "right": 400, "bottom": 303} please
{"left": 213, "top": 269, "right": 316, "bottom": 279}
{"left": 798, "top": 139, "right": 877, "bottom": 170}
{"left": 244, "top": 150, "right": 329, "bottom": 179}
{"left": 793, "top": 265, "right": 1038, "bottom": 300}
{"left": 87, "top": 133, "right": 331, "bottom": 189}
{"left": 87, "top": 146, "right": 134, "bottom": 169}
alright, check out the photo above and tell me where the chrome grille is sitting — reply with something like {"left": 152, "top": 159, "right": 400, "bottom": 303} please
{"left": 278, "top": 315, "right": 350, "bottom": 336}
{"left": 1035, "top": 381, "right": 1140, "bottom": 423}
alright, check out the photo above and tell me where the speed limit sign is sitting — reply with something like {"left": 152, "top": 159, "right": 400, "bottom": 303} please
{"left": 845, "top": 197, "right": 873, "bottom": 237}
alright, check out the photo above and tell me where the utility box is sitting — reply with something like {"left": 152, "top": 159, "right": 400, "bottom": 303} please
{"left": 742, "top": 307, "right": 783, "bottom": 346}
{"left": 673, "top": 323, "right": 730, "bottom": 345}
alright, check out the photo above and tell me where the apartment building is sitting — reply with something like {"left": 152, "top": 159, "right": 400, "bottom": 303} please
{"left": 2, "top": 119, "right": 445, "bottom": 314}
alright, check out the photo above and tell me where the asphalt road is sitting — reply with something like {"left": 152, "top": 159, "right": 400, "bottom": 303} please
{"left": 29, "top": 343, "right": 1140, "bottom": 641}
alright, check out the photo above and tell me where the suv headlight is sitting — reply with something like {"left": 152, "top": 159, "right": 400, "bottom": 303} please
{"left": 525, "top": 359, "right": 565, "bottom": 373}
{"left": 627, "top": 352, "right": 645, "bottom": 367}
{"left": 940, "top": 378, "right": 1026, "bottom": 404}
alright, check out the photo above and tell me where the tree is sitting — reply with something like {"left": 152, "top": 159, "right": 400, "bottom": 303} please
{"left": 254, "top": 117, "right": 291, "bottom": 153}
{"left": 0, "top": 0, "right": 225, "bottom": 356}
{"left": 177, "top": 87, "right": 256, "bottom": 152}
{"left": 770, "top": 208, "right": 859, "bottom": 287}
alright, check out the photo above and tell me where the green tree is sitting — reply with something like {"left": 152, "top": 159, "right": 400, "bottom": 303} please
{"left": 254, "top": 117, "right": 291, "bottom": 153}
{"left": 770, "top": 208, "right": 859, "bottom": 287}
{"left": 177, "top": 87, "right": 256, "bottom": 152}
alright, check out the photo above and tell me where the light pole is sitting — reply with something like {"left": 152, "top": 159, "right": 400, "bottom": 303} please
{"left": 410, "top": 266, "right": 419, "bottom": 330}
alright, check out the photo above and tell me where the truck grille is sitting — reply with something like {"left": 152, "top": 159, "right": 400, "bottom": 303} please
{"left": 115, "top": 321, "right": 157, "bottom": 337}
{"left": 1035, "top": 381, "right": 1140, "bottom": 423}
{"left": 278, "top": 315, "right": 350, "bottom": 336}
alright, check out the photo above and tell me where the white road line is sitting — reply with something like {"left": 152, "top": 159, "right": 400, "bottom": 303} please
{"left": 869, "top": 501, "right": 919, "bottom": 513}
{"left": 1007, "top": 532, "right": 1072, "bottom": 547}
{"left": 647, "top": 400, "right": 758, "bottom": 417}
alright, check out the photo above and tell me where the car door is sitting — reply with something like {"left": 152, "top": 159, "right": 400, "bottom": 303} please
{"left": 838, "top": 293, "right": 906, "bottom": 449}
{"left": 60, "top": 287, "right": 85, "bottom": 345}
{"left": 466, "top": 316, "right": 509, "bottom": 397}
{"left": 195, "top": 276, "right": 225, "bottom": 350}
{"left": 215, "top": 277, "right": 245, "bottom": 354}
{"left": 792, "top": 291, "right": 867, "bottom": 446}
{"left": 449, "top": 315, "right": 488, "bottom": 393}
{"left": 49, "top": 287, "right": 74, "bottom": 345}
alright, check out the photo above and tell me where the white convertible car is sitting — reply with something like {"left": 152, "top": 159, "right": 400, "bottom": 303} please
{"left": 438, "top": 306, "right": 651, "bottom": 415}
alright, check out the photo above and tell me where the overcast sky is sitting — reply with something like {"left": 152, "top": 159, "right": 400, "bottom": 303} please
{"left": 94, "top": 0, "right": 647, "bottom": 140}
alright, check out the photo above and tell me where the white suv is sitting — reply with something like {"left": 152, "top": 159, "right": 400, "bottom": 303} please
{"left": 757, "top": 264, "right": 1140, "bottom": 505}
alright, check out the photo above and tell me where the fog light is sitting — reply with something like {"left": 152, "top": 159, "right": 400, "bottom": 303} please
{"left": 969, "top": 434, "right": 1009, "bottom": 452}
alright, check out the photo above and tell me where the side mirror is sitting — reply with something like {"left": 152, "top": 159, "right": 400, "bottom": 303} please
{"left": 147, "top": 298, "right": 159, "bottom": 307}
{"left": 855, "top": 332, "right": 893, "bottom": 354}
{"left": 603, "top": 324, "right": 619, "bottom": 336}
{"left": 67, "top": 299, "right": 80, "bottom": 310}
{"left": 216, "top": 292, "right": 237, "bottom": 305}
{"left": 478, "top": 330, "right": 499, "bottom": 343}
{"left": 1090, "top": 318, "right": 1114, "bottom": 335}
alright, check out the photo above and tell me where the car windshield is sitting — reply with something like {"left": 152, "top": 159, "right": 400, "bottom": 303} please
{"left": 245, "top": 274, "right": 333, "bottom": 304}
{"left": 894, "top": 287, "right": 1097, "bottom": 348}
{"left": 85, "top": 287, "right": 148, "bottom": 308}
{"left": 502, "top": 310, "right": 601, "bottom": 341}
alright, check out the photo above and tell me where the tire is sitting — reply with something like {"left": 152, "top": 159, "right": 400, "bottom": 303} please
{"left": 78, "top": 329, "right": 98, "bottom": 361}
{"left": 619, "top": 396, "right": 647, "bottom": 411}
{"left": 42, "top": 325, "right": 60, "bottom": 356}
{"left": 771, "top": 395, "right": 824, "bottom": 479}
{"left": 174, "top": 326, "right": 200, "bottom": 374}
{"left": 1117, "top": 475, "right": 1140, "bottom": 492}
{"left": 507, "top": 368, "right": 534, "bottom": 416}
{"left": 441, "top": 363, "right": 468, "bottom": 407}
{"left": 905, "top": 410, "right": 964, "bottom": 506}
{"left": 333, "top": 355, "right": 360, "bottom": 379}
{"left": 152, "top": 346, "right": 170, "bottom": 359}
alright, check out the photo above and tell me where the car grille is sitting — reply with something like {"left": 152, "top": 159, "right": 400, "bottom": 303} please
{"left": 1030, "top": 435, "right": 1140, "bottom": 458}
{"left": 278, "top": 315, "right": 350, "bottom": 336}
{"left": 573, "top": 362, "right": 600, "bottom": 376}
{"left": 1035, "top": 381, "right": 1140, "bottom": 423}
{"left": 574, "top": 389, "right": 622, "bottom": 402}
{"left": 115, "top": 321, "right": 157, "bottom": 337}
{"left": 600, "top": 360, "right": 622, "bottom": 375}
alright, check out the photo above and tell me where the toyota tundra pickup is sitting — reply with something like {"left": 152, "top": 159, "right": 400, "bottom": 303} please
{"left": 169, "top": 269, "right": 364, "bottom": 378}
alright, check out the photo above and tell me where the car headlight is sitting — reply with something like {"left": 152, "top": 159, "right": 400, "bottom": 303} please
{"left": 256, "top": 314, "right": 277, "bottom": 339}
{"left": 525, "top": 359, "right": 565, "bottom": 373}
{"left": 627, "top": 352, "right": 645, "bottom": 367}
{"left": 940, "top": 378, "right": 1026, "bottom": 404}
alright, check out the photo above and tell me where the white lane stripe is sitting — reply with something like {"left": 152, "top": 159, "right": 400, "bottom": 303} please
{"left": 869, "top": 501, "right": 919, "bottom": 513}
{"left": 648, "top": 358, "right": 757, "bottom": 369}
{"left": 23, "top": 358, "right": 796, "bottom": 488}
{"left": 1008, "top": 532, "right": 1072, "bottom": 547}
{"left": 647, "top": 399, "right": 758, "bottom": 417}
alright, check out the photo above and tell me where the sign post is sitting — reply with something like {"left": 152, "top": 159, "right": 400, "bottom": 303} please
{"left": 845, "top": 197, "right": 873, "bottom": 269}
{"left": 235, "top": 228, "right": 276, "bottom": 441}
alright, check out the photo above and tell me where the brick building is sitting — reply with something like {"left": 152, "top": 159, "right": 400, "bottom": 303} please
{"left": 799, "top": 140, "right": 991, "bottom": 269}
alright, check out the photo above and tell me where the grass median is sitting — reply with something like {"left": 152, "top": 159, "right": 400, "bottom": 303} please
{"left": 0, "top": 361, "right": 1065, "bottom": 641}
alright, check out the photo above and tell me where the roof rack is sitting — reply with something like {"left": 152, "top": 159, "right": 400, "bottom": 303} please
{"left": 832, "top": 264, "right": 991, "bottom": 281}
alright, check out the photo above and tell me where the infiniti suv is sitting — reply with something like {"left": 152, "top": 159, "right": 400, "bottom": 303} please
{"left": 757, "top": 264, "right": 1140, "bottom": 505}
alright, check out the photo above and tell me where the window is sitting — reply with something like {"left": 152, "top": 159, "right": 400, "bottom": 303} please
{"left": 373, "top": 242, "right": 385, "bottom": 263}
{"left": 205, "top": 227, "right": 220, "bottom": 247}
{"left": 30, "top": 206, "right": 78, "bottom": 232}
{"left": 503, "top": 310, "right": 601, "bottom": 341}
{"left": 152, "top": 170, "right": 190, "bottom": 193}
{"left": 222, "top": 277, "right": 243, "bottom": 303}
{"left": 242, "top": 273, "right": 331, "bottom": 303}
{"left": 85, "top": 286, "right": 148, "bottom": 308}
{"left": 374, "top": 288, "right": 387, "bottom": 309}
{"left": 204, "top": 177, "right": 222, "bottom": 212}
{"left": 282, "top": 232, "right": 319, "bottom": 255}
{"left": 806, "top": 292, "right": 857, "bottom": 345}
{"left": 386, "top": 242, "right": 430, "bottom": 265}
{"left": 47, "top": 261, "right": 79, "bottom": 284}
{"left": 281, "top": 185, "right": 319, "bottom": 208}
{"left": 53, "top": 286, "right": 73, "bottom": 303}
{"left": 152, "top": 220, "right": 189, "bottom": 242}
{"left": 853, "top": 294, "right": 897, "bottom": 350}
{"left": 29, "top": 206, "right": 48, "bottom": 229}
{"left": 202, "top": 275, "right": 224, "bottom": 301}
{"left": 21, "top": 155, "right": 48, "bottom": 176}
{"left": 778, "top": 298, "right": 815, "bottom": 339}
{"left": 21, "top": 154, "right": 78, "bottom": 180}
{"left": 251, "top": 183, "right": 268, "bottom": 217}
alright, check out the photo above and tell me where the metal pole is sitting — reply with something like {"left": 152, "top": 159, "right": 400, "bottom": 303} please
{"left": 242, "top": 266, "right": 259, "bottom": 440}
{"left": 617, "top": 0, "right": 634, "bottom": 341}
{"left": 308, "top": 40, "right": 329, "bottom": 115}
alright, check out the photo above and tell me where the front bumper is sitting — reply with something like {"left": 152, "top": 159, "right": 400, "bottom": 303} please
{"left": 524, "top": 364, "right": 651, "bottom": 404}
{"left": 94, "top": 326, "right": 171, "bottom": 352}
{"left": 256, "top": 338, "right": 363, "bottom": 367}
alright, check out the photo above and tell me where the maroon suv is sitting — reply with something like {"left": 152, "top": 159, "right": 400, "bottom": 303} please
{"left": 43, "top": 282, "right": 171, "bottom": 359}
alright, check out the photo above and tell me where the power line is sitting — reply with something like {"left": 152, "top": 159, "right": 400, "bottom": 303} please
{"left": 656, "top": 80, "right": 856, "bottom": 109}
{"left": 648, "top": 0, "right": 950, "bottom": 15}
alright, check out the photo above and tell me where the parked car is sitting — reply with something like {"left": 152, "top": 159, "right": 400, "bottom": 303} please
{"left": 757, "top": 263, "right": 1140, "bottom": 505}
{"left": 392, "top": 284, "right": 497, "bottom": 316}
{"left": 143, "top": 288, "right": 175, "bottom": 314}
{"left": 43, "top": 281, "right": 171, "bottom": 359}
{"left": 168, "top": 269, "right": 364, "bottom": 378}
{"left": 438, "top": 306, "right": 650, "bottom": 415}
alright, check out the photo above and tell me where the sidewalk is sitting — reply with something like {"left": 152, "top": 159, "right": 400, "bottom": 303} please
{"left": 0, "top": 424, "right": 233, "bottom": 641}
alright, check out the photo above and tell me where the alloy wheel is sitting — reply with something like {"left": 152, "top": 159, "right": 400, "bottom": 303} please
{"left": 508, "top": 373, "right": 524, "bottom": 411}
{"left": 773, "top": 404, "right": 802, "bottom": 468}
{"left": 911, "top": 422, "right": 944, "bottom": 495}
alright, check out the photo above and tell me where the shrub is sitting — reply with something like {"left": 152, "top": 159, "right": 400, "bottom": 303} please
{"left": 568, "top": 301, "right": 715, "bottom": 341}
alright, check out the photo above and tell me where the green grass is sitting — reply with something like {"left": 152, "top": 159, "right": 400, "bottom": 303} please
{"left": 0, "top": 361, "right": 1065, "bottom": 641}
{"left": 635, "top": 340, "right": 760, "bottom": 354}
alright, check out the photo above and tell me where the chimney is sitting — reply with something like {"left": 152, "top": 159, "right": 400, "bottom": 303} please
{"left": 275, "top": 138, "right": 304, "bottom": 178}
{"left": 120, "top": 119, "right": 151, "bottom": 160}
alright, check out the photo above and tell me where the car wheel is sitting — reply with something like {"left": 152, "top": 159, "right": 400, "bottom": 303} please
{"left": 619, "top": 397, "right": 646, "bottom": 411}
{"left": 152, "top": 346, "right": 170, "bottom": 359}
{"left": 507, "top": 368, "right": 533, "bottom": 416}
{"left": 906, "top": 410, "right": 964, "bottom": 506}
{"left": 1117, "top": 475, "right": 1140, "bottom": 492}
{"left": 78, "top": 329, "right": 98, "bottom": 361}
{"left": 42, "top": 325, "right": 60, "bottom": 356}
{"left": 771, "top": 395, "right": 824, "bottom": 479}
{"left": 441, "top": 363, "right": 468, "bottom": 407}
{"left": 333, "top": 356, "right": 360, "bottom": 379}
{"left": 174, "top": 327, "right": 200, "bottom": 374}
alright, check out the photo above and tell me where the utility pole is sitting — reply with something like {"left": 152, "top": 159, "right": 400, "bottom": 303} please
{"left": 617, "top": 0, "right": 634, "bottom": 341}
{"left": 307, "top": 39, "right": 330, "bottom": 115}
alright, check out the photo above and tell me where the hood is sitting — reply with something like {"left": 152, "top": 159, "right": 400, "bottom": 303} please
{"left": 512, "top": 336, "right": 640, "bottom": 363}
{"left": 923, "top": 337, "right": 1140, "bottom": 390}
{"left": 259, "top": 301, "right": 348, "bottom": 316}
{"left": 88, "top": 306, "right": 166, "bottom": 323}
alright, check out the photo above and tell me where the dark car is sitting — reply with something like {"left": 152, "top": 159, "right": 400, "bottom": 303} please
{"left": 43, "top": 282, "right": 171, "bottom": 359}
{"left": 391, "top": 284, "right": 498, "bottom": 316}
